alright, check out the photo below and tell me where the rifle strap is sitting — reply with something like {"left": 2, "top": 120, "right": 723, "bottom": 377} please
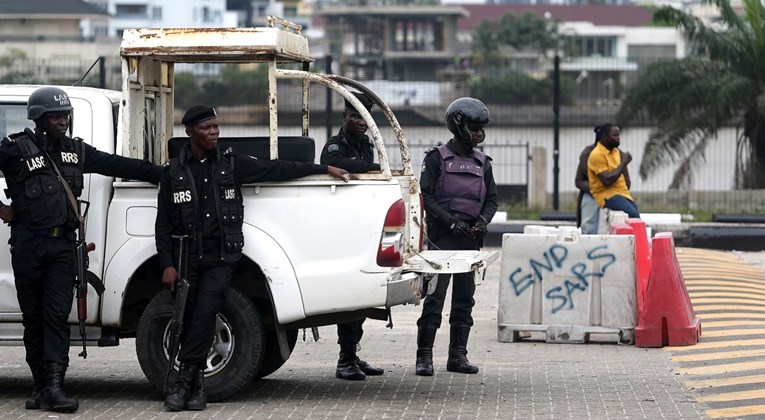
{"left": 45, "top": 151, "right": 85, "bottom": 226}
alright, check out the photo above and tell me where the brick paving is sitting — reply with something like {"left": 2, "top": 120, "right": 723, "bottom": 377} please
{"left": 0, "top": 246, "right": 707, "bottom": 419}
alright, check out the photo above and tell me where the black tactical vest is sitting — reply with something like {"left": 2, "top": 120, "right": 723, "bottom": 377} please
{"left": 10, "top": 129, "right": 84, "bottom": 229}
{"left": 168, "top": 147, "right": 244, "bottom": 263}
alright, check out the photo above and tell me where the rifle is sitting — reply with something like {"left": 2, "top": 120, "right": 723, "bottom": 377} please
{"left": 75, "top": 200, "right": 96, "bottom": 359}
{"left": 163, "top": 234, "right": 191, "bottom": 394}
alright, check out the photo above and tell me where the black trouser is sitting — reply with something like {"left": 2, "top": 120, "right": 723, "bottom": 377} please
{"left": 177, "top": 255, "right": 235, "bottom": 365}
{"left": 337, "top": 319, "right": 365, "bottom": 347}
{"left": 11, "top": 225, "right": 77, "bottom": 369}
{"left": 417, "top": 231, "right": 480, "bottom": 329}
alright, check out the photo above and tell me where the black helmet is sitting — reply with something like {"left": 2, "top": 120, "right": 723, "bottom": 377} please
{"left": 445, "top": 97, "right": 490, "bottom": 144}
{"left": 27, "top": 86, "right": 72, "bottom": 121}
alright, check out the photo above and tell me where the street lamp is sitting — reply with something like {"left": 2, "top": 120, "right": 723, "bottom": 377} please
{"left": 545, "top": 12, "right": 561, "bottom": 211}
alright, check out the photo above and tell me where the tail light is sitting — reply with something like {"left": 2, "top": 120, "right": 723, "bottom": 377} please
{"left": 377, "top": 199, "right": 406, "bottom": 267}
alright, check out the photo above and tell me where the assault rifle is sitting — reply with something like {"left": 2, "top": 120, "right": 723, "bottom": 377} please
{"left": 164, "top": 235, "right": 191, "bottom": 394}
{"left": 75, "top": 200, "right": 99, "bottom": 359}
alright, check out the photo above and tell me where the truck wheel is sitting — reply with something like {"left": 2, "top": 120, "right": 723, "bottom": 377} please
{"left": 256, "top": 328, "right": 298, "bottom": 379}
{"left": 136, "top": 287, "right": 265, "bottom": 402}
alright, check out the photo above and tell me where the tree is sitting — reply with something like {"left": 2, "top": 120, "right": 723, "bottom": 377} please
{"left": 472, "top": 11, "right": 557, "bottom": 69}
{"left": 617, "top": 0, "right": 765, "bottom": 189}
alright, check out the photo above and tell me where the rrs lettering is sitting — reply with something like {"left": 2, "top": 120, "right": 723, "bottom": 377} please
{"left": 25, "top": 156, "right": 46, "bottom": 171}
{"left": 61, "top": 152, "right": 78, "bottom": 164}
{"left": 173, "top": 191, "right": 192, "bottom": 203}
{"left": 223, "top": 189, "right": 236, "bottom": 200}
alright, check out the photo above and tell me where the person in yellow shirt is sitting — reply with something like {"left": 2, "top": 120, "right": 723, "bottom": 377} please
{"left": 587, "top": 123, "right": 639, "bottom": 218}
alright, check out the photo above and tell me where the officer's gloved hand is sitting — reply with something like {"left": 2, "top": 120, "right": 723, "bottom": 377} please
{"left": 472, "top": 218, "right": 488, "bottom": 240}
{"left": 451, "top": 221, "right": 471, "bottom": 237}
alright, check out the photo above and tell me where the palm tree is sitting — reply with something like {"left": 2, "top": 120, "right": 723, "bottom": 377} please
{"left": 617, "top": 0, "right": 765, "bottom": 189}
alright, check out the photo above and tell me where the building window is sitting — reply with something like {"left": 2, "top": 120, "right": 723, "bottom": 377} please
{"left": 202, "top": 6, "right": 211, "bottom": 23}
{"left": 571, "top": 36, "right": 616, "bottom": 57}
{"left": 152, "top": 6, "right": 162, "bottom": 21}
{"left": 115, "top": 4, "right": 148, "bottom": 18}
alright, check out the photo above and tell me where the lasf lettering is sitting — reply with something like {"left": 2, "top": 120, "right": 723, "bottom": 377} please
{"left": 25, "top": 156, "right": 46, "bottom": 171}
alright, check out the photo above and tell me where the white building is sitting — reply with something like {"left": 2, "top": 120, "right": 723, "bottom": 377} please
{"left": 107, "top": 0, "right": 238, "bottom": 37}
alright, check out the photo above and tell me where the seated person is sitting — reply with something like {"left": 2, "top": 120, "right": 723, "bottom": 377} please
{"left": 587, "top": 123, "right": 639, "bottom": 219}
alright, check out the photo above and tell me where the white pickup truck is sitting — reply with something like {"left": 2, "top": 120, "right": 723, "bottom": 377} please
{"left": 0, "top": 18, "right": 496, "bottom": 401}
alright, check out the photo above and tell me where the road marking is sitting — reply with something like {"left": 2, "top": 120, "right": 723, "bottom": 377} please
{"left": 707, "top": 406, "right": 765, "bottom": 419}
{"left": 685, "top": 374, "right": 765, "bottom": 389}
{"left": 673, "top": 348, "right": 765, "bottom": 363}
{"left": 703, "top": 320, "right": 765, "bottom": 328}
{"left": 674, "top": 248, "right": 765, "bottom": 419}
{"left": 676, "top": 360, "right": 765, "bottom": 375}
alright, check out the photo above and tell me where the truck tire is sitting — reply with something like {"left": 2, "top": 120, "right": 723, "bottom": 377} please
{"left": 136, "top": 287, "right": 265, "bottom": 402}
{"left": 256, "top": 328, "right": 298, "bottom": 379}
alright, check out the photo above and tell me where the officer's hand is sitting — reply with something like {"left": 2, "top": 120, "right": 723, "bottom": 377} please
{"left": 327, "top": 166, "right": 350, "bottom": 183}
{"left": 0, "top": 203, "right": 13, "bottom": 225}
{"left": 451, "top": 221, "right": 471, "bottom": 237}
{"left": 472, "top": 220, "right": 488, "bottom": 240}
{"left": 162, "top": 267, "right": 178, "bottom": 292}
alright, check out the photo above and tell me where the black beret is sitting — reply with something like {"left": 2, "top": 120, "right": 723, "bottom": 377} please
{"left": 182, "top": 105, "right": 217, "bottom": 127}
{"left": 344, "top": 91, "right": 374, "bottom": 112}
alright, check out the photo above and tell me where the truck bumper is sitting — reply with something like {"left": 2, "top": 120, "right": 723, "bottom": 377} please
{"left": 386, "top": 272, "right": 426, "bottom": 307}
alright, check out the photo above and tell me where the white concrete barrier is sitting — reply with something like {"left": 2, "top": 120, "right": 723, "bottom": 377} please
{"left": 497, "top": 228, "right": 637, "bottom": 344}
{"left": 597, "top": 209, "right": 628, "bottom": 234}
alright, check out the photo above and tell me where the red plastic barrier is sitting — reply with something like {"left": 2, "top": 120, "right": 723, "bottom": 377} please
{"left": 626, "top": 219, "right": 651, "bottom": 316}
{"left": 635, "top": 232, "right": 701, "bottom": 347}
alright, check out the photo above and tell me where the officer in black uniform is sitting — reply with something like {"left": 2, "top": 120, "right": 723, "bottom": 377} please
{"left": 320, "top": 91, "right": 381, "bottom": 173}
{"left": 415, "top": 97, "right": 498, "bottom": 376}
{"left": 319, "top": 91, "right": 385, "bottom": 381}
{"left": 0, "top": 86, "right": 161, "bottom": 413}
{"left": 156, "top": 105, "right": 348, "bottom": 411}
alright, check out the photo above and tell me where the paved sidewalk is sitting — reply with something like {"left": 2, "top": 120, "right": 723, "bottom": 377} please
{"left": 0, "top": 246, "right": 708, "bottom": 419}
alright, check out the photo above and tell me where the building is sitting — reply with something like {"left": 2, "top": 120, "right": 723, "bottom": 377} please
{"left": 316, "top": 5, "right": 468, "bottom": 81}
{"left": 0, "top": 0, "right": 116, "bottom": 86}
{"left": 106, "top": 0, "right": 238, "bottom": 37}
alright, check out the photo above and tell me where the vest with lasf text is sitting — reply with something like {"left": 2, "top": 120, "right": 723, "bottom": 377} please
{"left": 168, "top": 147, "right": 244, "bottom": 262}
{"left": 434, "top": 144, "right": 488, "bottom": 220}
{"left": 9, "top": 129, "right": 84, "bottom": 229}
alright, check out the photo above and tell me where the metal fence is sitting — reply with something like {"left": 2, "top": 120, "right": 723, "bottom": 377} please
{"left": 3, "top": 54, "right": 759, "bottom": 212}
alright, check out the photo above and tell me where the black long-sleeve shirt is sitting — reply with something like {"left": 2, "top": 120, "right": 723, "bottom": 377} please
{"left": 0, "top": 132, "right": 161, "bottom": 221}
{"left": 320, "top": 128, "right": 380, "bottom": 173}
{"left": 420, "top": 140, "right": 498, "bottom": 234}
{"left": 155, "top": 148, "right": 328, "bottom": 269}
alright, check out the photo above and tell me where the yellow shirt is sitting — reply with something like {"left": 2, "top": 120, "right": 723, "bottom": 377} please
{"left": 587, "top": 142, "right": 633, "bottom": 207}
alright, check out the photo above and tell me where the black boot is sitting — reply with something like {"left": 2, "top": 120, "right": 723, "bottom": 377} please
{"left": 24, "top": 365, "right": 44, "bottom": 410}
{"left": 164, "top": 363, "right": 197, "bottom": 411}
{"left": 185, "top": 365, "right": 207, "bottom": 411}
{"left": 415, "top": 326, "right": 437, "bottom": 376}
{"left": 446, "top": 326, "right": 479, "bottom": 374}
{"left": 355, "top": 357, "right": 384, "bottom": 376}
{"left": 335, "top": 345, "right": 365, "bottom": 381}
{"left": 40, "top": 363, "right": 79, "bottom": 413}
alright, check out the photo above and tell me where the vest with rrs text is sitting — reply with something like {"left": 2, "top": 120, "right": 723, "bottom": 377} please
{"left": 434, "top": 144, "right": 488, "bottom": 220}
{"left": 9, "top": 129, "right": 84, "bottom": 229}
{"left": 168, "top": 148, "right": 244, "bottom": 262}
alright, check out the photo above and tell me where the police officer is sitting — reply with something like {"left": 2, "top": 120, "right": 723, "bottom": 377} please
{"left": 415, "top": 97, "right": 498, "bottom": 376}
{"left": 156, "top": 105, "right": 348, "bottom": 411}
{"left": 319, "top": 91, "right": 384, "bottom": 381}
{"left": 320, "top": 91, "right": 381, "bottom": 173}
{"left": 0, "top": 86, "right": 161, "bottom": 413}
